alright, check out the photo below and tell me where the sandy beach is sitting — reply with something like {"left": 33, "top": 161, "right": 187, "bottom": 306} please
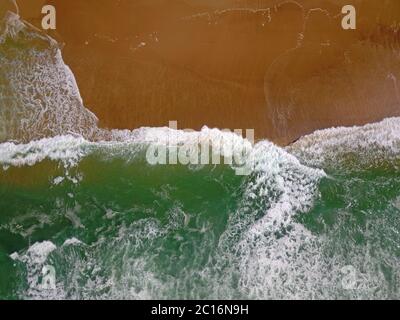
{"left": 8, "top": 0, "right": 400, "bottom": 144}
{"left": 2, "top": 1, "right": 400, "bottom": 301}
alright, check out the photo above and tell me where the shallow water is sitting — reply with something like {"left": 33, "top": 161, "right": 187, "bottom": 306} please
{"left": 0, "top": 5, "right": 399, "bottom": 300}
{"left": 0, "top": 127, "right": 399, "bottom": 299}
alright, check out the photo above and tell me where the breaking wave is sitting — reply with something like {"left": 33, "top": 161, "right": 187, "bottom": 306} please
{"left": 0, "top": 10, "right": 399, "bottom": 300}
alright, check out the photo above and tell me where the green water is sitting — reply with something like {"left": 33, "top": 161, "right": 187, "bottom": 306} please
{"left": 1, "top": 9, "right": 399, "bottom": 301}
{"left": 0, "top": 154, "right": 244, "bottom": 299}
{"left": 0, "top": 143, "right": 399, "bottom": 300}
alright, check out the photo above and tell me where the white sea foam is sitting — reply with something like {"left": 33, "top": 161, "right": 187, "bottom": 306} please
{"left": 24, "top": 241, "right": 57, "bottom": 265}
{"left": 52, "top": 176, "right": 65, "bottom": 185}
{"left": 62, "top": 238, "right": 84, "bottom": 247}
{"left": 12, "top": 240, "right": 58, "bottom": 298}
{"left": 0, "top": 125, "right": 253, "bottom": 174}
{"left": 0, "top": 13, "right": 99, "bottom": 143}
{"left": 287, "top": 117, "right": 400, "bottom": 169}
{"left": 0, "top": 135, "right": 88, "bottom": 169}
{"left": 218, "top": 117, "right": 400, "bottom": 299}
{"left": 2, "top": 6, "right": 399, "bottom": 300}
{"left": 213, "top": 139, "right": 328, "bottom": 299}
{"left": 8, "top": 119, "right": 399, "bottom": 299}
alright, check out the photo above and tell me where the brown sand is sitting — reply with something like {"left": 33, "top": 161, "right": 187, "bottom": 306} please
{"left": 0, "top": 0, "right": 17, "bottom": 17}
{"left": 10, "top": 0, "right": 400, "bottom": 145}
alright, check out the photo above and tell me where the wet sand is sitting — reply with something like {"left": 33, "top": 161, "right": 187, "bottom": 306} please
{"left": 10, "top": 0, "right": 400, "bottom": 144}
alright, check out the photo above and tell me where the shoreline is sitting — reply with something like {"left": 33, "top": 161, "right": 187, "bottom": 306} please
{"left": 3, "top": 0, "right": 400, "bottom": 145}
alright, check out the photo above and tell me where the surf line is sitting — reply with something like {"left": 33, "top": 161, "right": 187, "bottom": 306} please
{"left": 151, "top": 304, "right": 185, "bottom": 318}
{"left": 145, "top": 121, "right": 255, "bottom": 176}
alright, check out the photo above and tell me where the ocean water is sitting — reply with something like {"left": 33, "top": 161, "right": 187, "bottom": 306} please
{"left": 0, "top": 12, "right": 399, "bottom": 300}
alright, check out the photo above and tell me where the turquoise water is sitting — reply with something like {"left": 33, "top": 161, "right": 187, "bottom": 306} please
{"left": 0, "top": 10, "right": 399, "bottom": 300}
{"left": 0, "top": 131, "right": 399, "bottom": 300}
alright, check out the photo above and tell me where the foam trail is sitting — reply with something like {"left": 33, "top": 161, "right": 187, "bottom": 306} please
{"left": 0, "top": 12, "right": 99, "bottom": 143}
{"left": 4, "top": 120, "right": 399, "bottom": 299}
{"left": 287, "top": 117, "right": 400, "bottom": 169}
